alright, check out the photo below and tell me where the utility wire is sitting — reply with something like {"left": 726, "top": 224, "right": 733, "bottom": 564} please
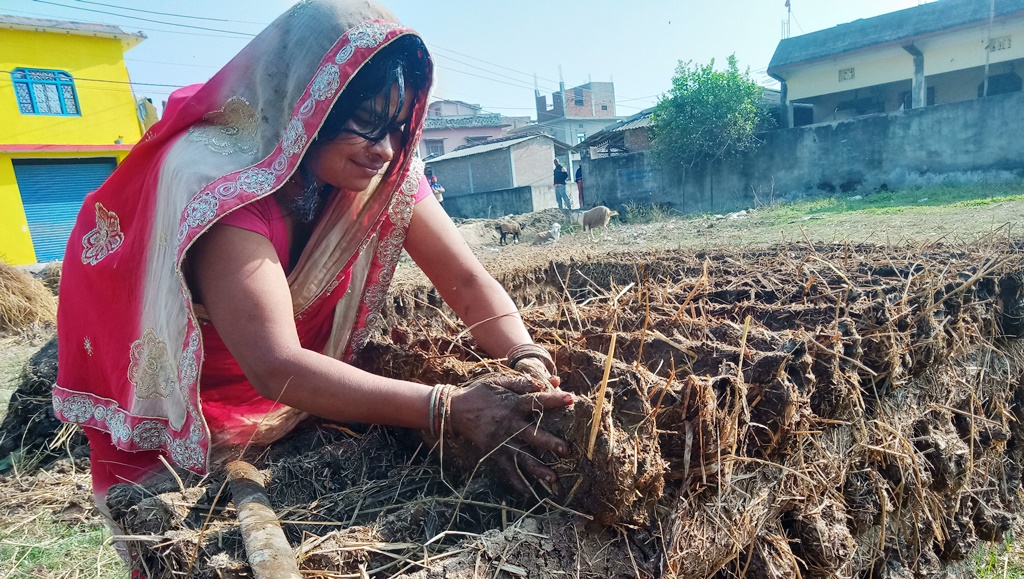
{"left": 30, "top": 0, "right": 256, "bottom": 36}
{"left": 64, "top": 0, "right": 264, "bottom": 24}
{"left": 19, "top": 2, "right": 619, "bottom": 107}
{"left": 426, "top": 42, "right": 562, "bottom": 88}
{"left": 5, "top": 8, "right": 263, "bottom": 39}
{"left": 1, "top": 69, "right": 185, "bottom": 89}
{"left": 433, "top": 52, "right": 561, "bottom": 94}
{"left": 126, "top": 57, "right": 219, "bottom": 70}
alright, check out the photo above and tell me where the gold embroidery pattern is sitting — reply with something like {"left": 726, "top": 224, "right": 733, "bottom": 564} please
{"left": 170, "top": 438, "right": 204, "bottom": 470}
{"left": 282, "top": 119, "right": 308, "bottom": 157}
{"left": 52, "top": 393, "right": 204, "bottom": 469}
{"left": 348, "top": 21, "right": 399, "bottom": 48}
{"left": 186, "top": 96, "right": 259, "bottom": 156}
{"left": 350, "top": 163, "right": 422, "bottom": 352}
{"left": 57, "top": 394, "right": 94, "bottom": 423}
{"left": 178, "top": 329, "right": 200, "bottom": 392}
{"left": 184, "top": 192, "right": 219, "bottom": 229}
{"left": 310, "top": 64, "right": 340, "bottom": 101}
{"left": 236, "top": 167, "right": 276, "bottom": 194}
{"left": 129, "top": 329, "right": 176, "bottom": 400}
{"left": 81, "top": 203, "right": 125, "bottom": 265}
{"left": 335, "top": 43, "right": 355, "bottom": 64}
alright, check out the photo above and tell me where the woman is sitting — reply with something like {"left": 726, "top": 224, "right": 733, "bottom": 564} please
{"left": 54, "top": 0, "right": 572, "bottom": 517}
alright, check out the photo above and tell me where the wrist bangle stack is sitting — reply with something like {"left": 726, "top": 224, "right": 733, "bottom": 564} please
{"left": 428, "top": 384, "right": 454, "bottom": 439}
{"left": 506, "top": 343, "right": 556, "bottom": 374}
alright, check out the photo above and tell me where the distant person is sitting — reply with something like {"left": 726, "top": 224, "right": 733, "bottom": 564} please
{"left": 553, "top": 159, "right": 571, "bottom": 210}
{"left": 430, "top": 174, "right": 445, "bottom": 207}
{"left": 574, "top": 165, "right": 584, "bottom": 207}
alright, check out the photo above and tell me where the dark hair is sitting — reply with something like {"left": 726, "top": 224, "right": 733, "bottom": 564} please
{"left": 317, "top": 34, "right": 430, "bottom": 144}
{"left": 289, "top": 35, "right": 429, "bottom": 223}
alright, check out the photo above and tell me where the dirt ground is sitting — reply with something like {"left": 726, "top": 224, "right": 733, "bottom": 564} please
{"left": 3, "top": 192, "right": 1024, "bottom": 578}
{"left": 452, "top": 196, "right": 1024, "bottom": 255}
{"left": 394, "top": 196, "right": 1024, "bottom": 290}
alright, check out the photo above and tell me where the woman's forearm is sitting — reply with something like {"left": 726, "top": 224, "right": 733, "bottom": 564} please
{"left": 433, "top": 270, "right": 533, "bottom": 359}
{"left": 249, "top": 347, "right": 433, "bottom": 430}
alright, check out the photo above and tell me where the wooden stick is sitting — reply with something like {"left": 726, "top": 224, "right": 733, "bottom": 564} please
{"left": 226, "top": 460, "right": 302, "bottom": 579}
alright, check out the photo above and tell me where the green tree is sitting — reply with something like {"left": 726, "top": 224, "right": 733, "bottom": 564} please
{"left": 651, "top": 55, "right": 774, "bottom": 184}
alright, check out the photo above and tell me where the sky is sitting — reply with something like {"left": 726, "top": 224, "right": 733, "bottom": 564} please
{"left": 4, "top": 0, "right": 934, "bottom": 118}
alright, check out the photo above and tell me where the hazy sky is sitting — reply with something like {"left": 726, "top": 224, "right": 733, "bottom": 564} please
{"left": 5, "top": 0, "right": 933, "bottom": 117}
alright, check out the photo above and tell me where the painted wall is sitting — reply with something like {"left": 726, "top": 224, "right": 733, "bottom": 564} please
{"left": 0, "top": 29, "right": 143, "bottom": 146}
{"left": 442, "top": 186, "right": 534, "bottom": 219}
{"left": 0, "top": 150, "right": 128, "bottom": 264}
{"left": 0, "top": 27, "right": 141, "bottom": 264}
{"left": 561, "top": 82, "right": 617, "bottom": 118}
{"left": 418, "top": 125, "right": 506, "bottom": 159}
{"left": 426, "top": 148, "right": 513, "bottom": 197}
{"left": 534, "top": 118, "right": 620, "bottom": 147}
{"left": 0, "top": 155, "right": 34, "bottom": 265}
{"left": 780, "top": 16, "right": 1024, "bottom": 106}
{"left": 583, "top": 90, "right": 1024, "bottom": 214}
{"left": 510, "top": 139, "right": 554, "bottom": 188}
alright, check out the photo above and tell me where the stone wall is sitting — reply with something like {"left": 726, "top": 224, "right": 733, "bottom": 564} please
{"left": 428, "top": 148, "right": 513, "bottom": 197}
{"left": 583, "top": 90, "right": 1024, "bottom": 214}
{"left": 442, "top": 186, "right": 535, "bottom": 219}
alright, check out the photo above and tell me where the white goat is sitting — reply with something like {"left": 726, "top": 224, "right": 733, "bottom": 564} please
{"left": 534, "top": 222, "right": 561, "bottom": 244}
{"left": 575, "top": 205, "right": 619, "bottom": 238}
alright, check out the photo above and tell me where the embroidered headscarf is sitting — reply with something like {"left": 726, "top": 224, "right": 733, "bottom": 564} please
{"left": 54, "top": 0, "right": 432, "bottom": 474}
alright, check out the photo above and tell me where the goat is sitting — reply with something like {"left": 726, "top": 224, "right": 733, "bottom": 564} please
{"left": 577, "top": 205, "right": 619, "bottom": 238}
{"left": 533, "top": 222, "right": 561, "bottom": 244}
{"left": 495, "top": 221, "right": 525, "bottom": 245}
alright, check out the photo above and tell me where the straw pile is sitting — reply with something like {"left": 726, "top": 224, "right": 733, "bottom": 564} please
{"left": 67, "top": 242, "right": 1024, "bottom": 576}
{"left": 0, "top": 262, "right": 57, "bottom": 332}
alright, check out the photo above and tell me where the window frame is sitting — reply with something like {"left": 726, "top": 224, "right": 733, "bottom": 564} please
{"left": 11, "top": 68, "right": 82, "bottom": 116}
{"left": 425, "top": 139, "right": 445, "bottom": 158}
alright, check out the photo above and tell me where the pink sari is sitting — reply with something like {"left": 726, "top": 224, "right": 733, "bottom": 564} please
{"left": 54, "top": 0, "right": 433, "bottom": 494}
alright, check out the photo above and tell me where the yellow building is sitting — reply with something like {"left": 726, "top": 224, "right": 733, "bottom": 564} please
{"left": 768, "top": 0, "right": 1024, "bottom": 127}
{"left": 0, "top": 15, "right": 146, "bottom": 265}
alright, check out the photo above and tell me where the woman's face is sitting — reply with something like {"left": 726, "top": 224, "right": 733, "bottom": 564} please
{"left": 308, "top": 83, "right": 413, "bottom": 192}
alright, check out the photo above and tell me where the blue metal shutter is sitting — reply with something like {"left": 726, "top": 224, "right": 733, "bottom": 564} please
{"left": 13, "top": 158, "right": 117, "bottom": 263}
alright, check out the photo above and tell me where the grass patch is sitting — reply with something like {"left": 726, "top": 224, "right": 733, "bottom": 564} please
{"left": 621, "top": 200, "right": 673, "bottom": 224}
{"left": 754, "top": 180, "right": 1024, "bottom": 226}
{"left": 0, "top": 514, "right": 127, "bottom": 578}
{"left": 973, "top": 534, "right": 1024, "bottom": 578}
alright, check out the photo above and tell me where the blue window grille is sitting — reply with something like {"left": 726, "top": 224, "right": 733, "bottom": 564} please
{"left": 11, "top": 68, "right": 81, "bottom": 116}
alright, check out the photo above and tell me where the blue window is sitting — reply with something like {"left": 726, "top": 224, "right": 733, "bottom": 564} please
{"left": 11, "top": 68, "right": 80, "bottom": 116}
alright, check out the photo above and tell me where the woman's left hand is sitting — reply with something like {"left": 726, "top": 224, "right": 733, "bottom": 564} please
{"left": 512, "top": 358, "right": 561, "bottom": 390}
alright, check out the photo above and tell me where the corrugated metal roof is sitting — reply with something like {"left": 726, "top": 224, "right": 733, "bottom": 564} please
{"left": 574, "top": 108, "right": 654, "bottom": 149}
{"left": 0, "top": 14, "right": 146, "bottom": 48}
{"left": 614, "top": 111, "right": 654, "bottom": 133}
{"left": 426, "top": 135, "right": 546, "bottom": 162}
{"left": 769, "top": 0, "right": 1024, "bottom": 72}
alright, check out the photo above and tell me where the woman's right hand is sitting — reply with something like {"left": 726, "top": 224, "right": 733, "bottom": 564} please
{"left": 447, "top": 374, "right": 574, "bottom": 495}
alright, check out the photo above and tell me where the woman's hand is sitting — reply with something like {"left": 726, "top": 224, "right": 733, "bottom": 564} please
{"left": 447, "top": 374, "right": 574, "bottom": 495}
{"left": 512, "top": 357, "right": 561, "bottom": 390}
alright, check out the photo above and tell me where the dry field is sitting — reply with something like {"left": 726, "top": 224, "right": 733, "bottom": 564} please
{"left": 3, "top": 181, "right": 1024, "bottom": 578}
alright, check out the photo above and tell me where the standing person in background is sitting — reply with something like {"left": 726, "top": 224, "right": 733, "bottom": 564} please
{"left": 429, "top": 174, "right": 445, "bottom": 208}
{"left": 553, "top": 159, "right": 570, "bottom": 210}
{"left": 574, "top": 165, "right": 584, "bottom": 208}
